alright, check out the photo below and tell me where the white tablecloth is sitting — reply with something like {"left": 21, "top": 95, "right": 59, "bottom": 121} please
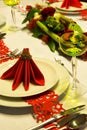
{"left": 0, "top": 0, "right": 87, "bottom": 130}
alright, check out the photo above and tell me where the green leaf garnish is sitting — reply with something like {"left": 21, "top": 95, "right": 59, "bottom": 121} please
{"left": 32, "top": 26, "right": 45, "bottom": 38}
{"left": 68, "top": 22, "right": 83, "bottom": 34}
{"left": 22, "top": 8, "right": 40, "bottom": 24}
{"left": 48, "top": 39, "right": 56, "bottom": 52}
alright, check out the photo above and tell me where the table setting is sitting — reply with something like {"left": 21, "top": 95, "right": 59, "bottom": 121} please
{"left": 0, "top": 0, "right": 87, "bottom": 130}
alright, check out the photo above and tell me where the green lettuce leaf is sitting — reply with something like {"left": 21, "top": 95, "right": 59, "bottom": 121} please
{"left": 68, "top": 22, "right": 83, "bottom": 34}
{"left": 22, "top": 8, "right": 40, "bottom": 24}
{"left": 48, "top": 39, "right": 56, "bottom": 52}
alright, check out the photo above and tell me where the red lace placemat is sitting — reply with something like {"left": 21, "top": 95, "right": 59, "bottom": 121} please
{"left": 23, "top": 90, "right": 79, "bottom": 129}
{"left": 23, "top": 90, "right": 76, "bottom": 130}
{"left": 80, "top": 10, "right": 87, "bottom": 20}
{"left": 23, "top": 90, "right": 64, "bottom": 121}
{"left": 0, "top": 39, "right": 11, "bottom": 64}
{"left": 0, "top": 39, "right": 19, "bottom": 64}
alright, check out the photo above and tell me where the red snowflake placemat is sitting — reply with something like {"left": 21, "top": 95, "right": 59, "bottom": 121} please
{"left": 23, "top": 90, "right": 79, "bottom": 129}
{"left": 0, "top": 39, "right": 11, "bottom": 64}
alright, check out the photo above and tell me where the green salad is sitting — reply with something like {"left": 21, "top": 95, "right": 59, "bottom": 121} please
{"left": 22, "top": 4, "right": 87, "bottom": 57}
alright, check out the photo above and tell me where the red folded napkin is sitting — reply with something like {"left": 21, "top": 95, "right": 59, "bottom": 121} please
{"left": 61, "top": 0, "right": 82, "bottom": 9}
{"left": 1, "top": 48, "right": 45, "bottom": 91}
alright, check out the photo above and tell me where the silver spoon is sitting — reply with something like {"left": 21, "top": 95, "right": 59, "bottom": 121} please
{"left": 68, "top": 114, "right": 87, "bottom": 129}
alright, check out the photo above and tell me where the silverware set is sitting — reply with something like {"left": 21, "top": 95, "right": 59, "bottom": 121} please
{"left": 45, "top": 113, "right": 87, "bottom": 130}
{"left": 27, "top": 105, "right": 87, "bottom": 130}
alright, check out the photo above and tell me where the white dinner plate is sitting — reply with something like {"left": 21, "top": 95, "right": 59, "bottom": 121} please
{"left": 0, "top": 58, "right": 70, "bottom": 107}
{"left": 0, "top": 58, "right": 59, "bottom": 97}
{"left": 51, "top": 2, "right": 87, "bottom": 14}
{"left": 0, "top": 14, "right": 6, "bottom": 27}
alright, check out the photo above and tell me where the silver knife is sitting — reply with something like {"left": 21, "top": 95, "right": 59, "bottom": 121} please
{"left": 27, "top": 105, "right": 85, "bottom": 130}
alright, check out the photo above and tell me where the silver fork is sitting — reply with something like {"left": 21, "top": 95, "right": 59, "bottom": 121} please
{"left": 7, "top": 48, "right": 19, "bottom": 57}
{"left": 0, "top": 48, "right": 20, "bottom": 59}
{"left": 55, "top": 57, "right": 79, "bottom": 83}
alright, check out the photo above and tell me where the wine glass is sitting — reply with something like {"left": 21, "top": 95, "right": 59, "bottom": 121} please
{"left": 3, "top": 0, "right": 20, "bottom": 31}
{"left": 59, "top": 32, "right": 87, "bottom": 100}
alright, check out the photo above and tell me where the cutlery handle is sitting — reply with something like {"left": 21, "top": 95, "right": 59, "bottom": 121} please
{"left": 27, "top": 115, "right": 61, "bottom": 130}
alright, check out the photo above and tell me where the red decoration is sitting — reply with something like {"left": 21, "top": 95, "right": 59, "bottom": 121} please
{"left": 46, "top": 0, "right": 59, "bottom": 3}
{"left": 23, "top": 90, "right": 64, "bottom": 122}
{"left": 23, "top": 90, "right": 74, "bottom": 129}
{"left": 26, "top": 5, "right": 32, "bottom": 12}
{"left": 1, "top": 48, "right": 45, "bottom": 91}
{"left": 80, "top": 10, "right": 87, "bottom": 20}
{"left": 40, "top": 7, "right": 56, "bottom": 19}
{"left": 23, "top": 90, "right": 78, "bottom": 130}
{"left": 61, "top": 0, "right": 82, "bottom": 9}
{"left": 0, "top": 39, "right": 11, "bottom": 63}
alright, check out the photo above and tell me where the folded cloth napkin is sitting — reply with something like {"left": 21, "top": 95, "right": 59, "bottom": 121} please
{"left": 61, "top": 0, "right": 82, "bottom": 9}
{"left": 1, "top": 48, "right": 45, "bottom": 91}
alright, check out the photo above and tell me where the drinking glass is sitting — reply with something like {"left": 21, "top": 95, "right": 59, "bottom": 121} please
{"left": 3, "top": 0, "right": 20, "bottom": 31}
{"left": 59, "top": 32, "right": 87, "bottom": 99}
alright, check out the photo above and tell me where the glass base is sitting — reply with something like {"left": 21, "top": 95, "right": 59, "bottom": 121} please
{"left": 61, "top": 82, "right": 87, "bottom": 107}
{"left": 8, "top": 25, "right": 20, "bottom": 31}
{"left": 1, "top": 25, "right": 20, "bottom": 33}
{"left": 61, "top": 95, "right": 87, "bottom": 111}
{"left": 64, "top": 82, "right": 87, "bottom": 99}
{"left": 60, "top": 83, "right": 87, "bottom": 111}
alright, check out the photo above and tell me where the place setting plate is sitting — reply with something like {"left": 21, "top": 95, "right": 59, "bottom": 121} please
{"left": 0, "top": 58, "right": 70, "bottom": 107}
{"left": 51, "top": 1, "right": 87, "bottom": 14}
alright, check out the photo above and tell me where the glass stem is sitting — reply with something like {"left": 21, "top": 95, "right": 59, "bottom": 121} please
{"left": 11, "top": 6, "right": 16, "bottom": 26}
{"left": 71, "top": 56, "right": 77, "bottom": 92}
